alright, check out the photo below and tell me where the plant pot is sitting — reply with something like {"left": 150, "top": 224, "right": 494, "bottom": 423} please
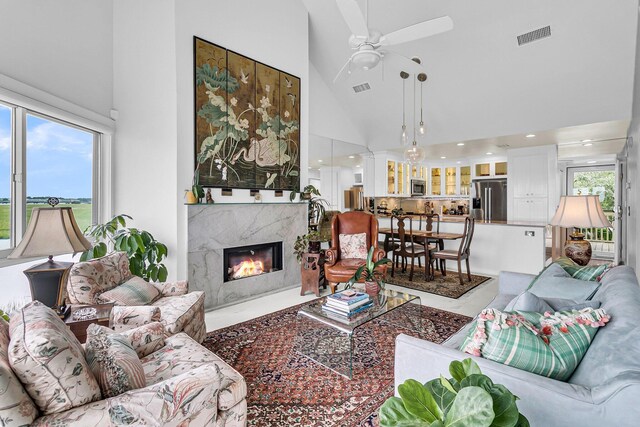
{"left": 365, "top": 281, "right": 380, "bottom": 296}
{"left": 185, "top": 191, "right": 198, "bottom": 204}
{"left": 308, "top": 241, "right": 321, "bottom": 254}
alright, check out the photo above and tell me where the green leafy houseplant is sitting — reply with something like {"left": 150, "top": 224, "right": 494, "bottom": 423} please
{"left": 347, "top": 246, "right": 390, "bottom": 291}
{"left": 0, "top": 309, "right": 8, "bottom": 321}
{"left": 379, "top": 358, "right": 529, "bottom": 427}
{"left": 191, "top": 164, "right": 205, "bottom": 201}
{"left": 80, "top": 214, "right": 169, "bottom": 282}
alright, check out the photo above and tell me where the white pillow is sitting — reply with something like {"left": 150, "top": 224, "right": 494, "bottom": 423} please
{"left": 339, "top": 232, "right": 368, "bottom": 259}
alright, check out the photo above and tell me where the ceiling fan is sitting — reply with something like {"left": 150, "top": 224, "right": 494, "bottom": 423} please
{"left": 333, "top": 0, "right": 453, "bottom": 83}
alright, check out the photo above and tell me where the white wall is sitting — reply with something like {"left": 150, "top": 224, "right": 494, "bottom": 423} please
{"left": 626, "top": 3, "right": 640, "bottom": 278}
{"left": 309, "top": 63, "right": 365, "bottom": 146}
{"left": 173, "top": 0, "right": 309, "bottom": 279}
{"left": 113, "top": 0, "right": 179, "bottom": 277}
{"left": 0, "top": 0, "right": 113, "bottom": 117}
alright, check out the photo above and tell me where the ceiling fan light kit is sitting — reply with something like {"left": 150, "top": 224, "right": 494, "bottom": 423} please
{"left": 333, "top": 0, "right": 453, "bottom": 82}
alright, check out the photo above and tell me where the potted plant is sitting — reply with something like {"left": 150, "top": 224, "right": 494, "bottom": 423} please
{"left": 81, "top": 214, "right": 169, "bottom": 282}
{"left": 294, "top": 231, "right": 323, "bottom": 264}
{"left": 186, "top": 164, "right": 205, "bottom": 204}
{"left": 347, "top": 246, "right": 390, "bottom": 296}
{"left": 290, "top": 185, "right": 328, "bottom": 226}
{"left": 379, "top": 358, "right": 529, "bottom": 427}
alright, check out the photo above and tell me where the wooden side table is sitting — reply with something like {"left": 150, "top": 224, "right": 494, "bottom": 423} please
{"left": 64, "top": 304, "right": 113, "bottom": 343}
{"left": 300, "top": 252, "right": 326, "bottom": 297}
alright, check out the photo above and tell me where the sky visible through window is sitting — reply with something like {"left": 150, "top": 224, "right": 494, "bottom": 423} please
{"left": 0, "top": 107, "right": 93, "bottom": 199}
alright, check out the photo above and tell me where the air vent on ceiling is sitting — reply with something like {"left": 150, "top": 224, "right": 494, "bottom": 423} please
{"left": 497, "top": 144, "right": 511, "bottom": 148}
{"left": 352, "top": 82, "right": 371, "bottom": 93}
{"left": 517, "top": 26, "right": 551, "bottom": 46}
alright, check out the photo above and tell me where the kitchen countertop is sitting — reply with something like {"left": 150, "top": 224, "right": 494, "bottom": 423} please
{"left": 374, "top": 214, "right": 547, "bottom": 228}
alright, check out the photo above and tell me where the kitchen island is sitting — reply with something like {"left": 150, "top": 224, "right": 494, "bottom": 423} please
{"left": 377, "top": 215, "right": 547, "bottom": 276}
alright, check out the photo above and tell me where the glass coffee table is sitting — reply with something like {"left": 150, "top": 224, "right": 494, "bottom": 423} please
{"left": 295, "top": 289, "right": 421, "bottom": 378}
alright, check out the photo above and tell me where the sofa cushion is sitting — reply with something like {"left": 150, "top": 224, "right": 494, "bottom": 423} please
{"left": 339, "top": 232, "right": 368, "bottom": 259}
{"left": 528, "top": 263, "right": 600, "bottom": 301}
{"left": 85, "top": 324, "right": 146, "bottom": 398}
{"left": 0, "top": 317, "right": 39, "bottom": 425}
{"left": 110, "top": 306, "right": 161, "bottom": 332}
{"left": 97, "top": 276, "right": 160, "bottom": 306}
{"left": 504, "top": 291, "right": 554, "bottom": 313}
{"left": 460, "top": 307, "right": 610, "bottom": 381}
{"left": 554, "top": 257, "right": 609, "bottom": 281}
{"left": 8, "top": 301, "right": 101, "bottom": 414}
{"left": 141, "top": 332, "right": 247, "bottom": 411}
{"left": 152, "top": 291, "right": 205, "bottom": 336}
{"left": 118, "top": 322, "right": 166, "bottom": 358}
{"left": 67, "top": 252, "right": 133, "bottom": 304}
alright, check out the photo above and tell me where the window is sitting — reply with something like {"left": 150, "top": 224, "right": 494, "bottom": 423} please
{"left": 0, "top": 101, "right": 99, "bottom": 255}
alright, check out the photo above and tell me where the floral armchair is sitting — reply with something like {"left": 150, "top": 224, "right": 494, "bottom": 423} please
{"left": 0, "top": 302, "right": 247, "bottom": 426}
{"left": 67, "top": 252, "right": 206, "bottom": 343}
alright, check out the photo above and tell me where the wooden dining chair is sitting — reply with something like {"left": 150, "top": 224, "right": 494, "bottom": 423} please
{"left": 390, "top": 215, "right": 429, "bottom": 281}
{"left": 431, "top": 217, "right": 475, "bottom": 285}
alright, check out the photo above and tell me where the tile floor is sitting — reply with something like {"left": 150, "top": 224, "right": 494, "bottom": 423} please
{"left": 205, "top": 277, "right": 498, "bottom": 331}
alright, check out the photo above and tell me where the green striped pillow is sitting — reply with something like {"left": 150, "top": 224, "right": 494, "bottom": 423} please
{"left": 554, "top": 257, "right": 609, "bottom": 281}
{"left": 460, "top": 308, "right": 610, "bottom": 381}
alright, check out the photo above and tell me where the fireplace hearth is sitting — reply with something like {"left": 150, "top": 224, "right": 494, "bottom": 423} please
{"left": 223, "top": 242, "right": 283, "bottom": 282}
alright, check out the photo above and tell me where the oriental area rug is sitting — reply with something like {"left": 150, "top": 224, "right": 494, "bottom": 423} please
{"left": 203, "top": 301, "right": 471, "bottom": 426}
{"left": 385, "top": 269, "right": 491, "bottom": 299}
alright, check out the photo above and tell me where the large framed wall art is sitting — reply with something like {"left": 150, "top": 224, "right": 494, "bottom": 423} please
{"left": 194, "top": 36, "right": 300, "bottom": 190}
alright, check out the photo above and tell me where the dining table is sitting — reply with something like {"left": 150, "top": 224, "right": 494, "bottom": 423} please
{"left": 378, "top": 228, "right": 465, "bottom": 281}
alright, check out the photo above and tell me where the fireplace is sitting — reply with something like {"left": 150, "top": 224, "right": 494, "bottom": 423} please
{"left": 223, "top": 242, "right": 283, "bottom": 282}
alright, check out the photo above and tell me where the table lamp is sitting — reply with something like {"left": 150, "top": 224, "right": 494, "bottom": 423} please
{"left": 550, "top": 195, "right": 612, "bottom": 266}
{"left": 8, "top": 198, "right": 92, "bottom": 315}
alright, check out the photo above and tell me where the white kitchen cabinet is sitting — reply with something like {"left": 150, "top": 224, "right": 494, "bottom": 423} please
{"left": 510, "top": 153, "right": 548, "bottom": 198}
{"left": 473, "top": 160, "right": 508, "bottom": 179}
{"left": 513, "top": 197, "right": 548, "bottom": 222}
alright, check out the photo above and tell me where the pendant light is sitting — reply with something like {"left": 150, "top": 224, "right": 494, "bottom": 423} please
{"left": 400, "top": 71, "right": 409, "bottom": 146}
{"left": 404, "top": 73, "right": 426, "bottom": 164}
{"left": 418, "top": 73, "right": 427, "bottom": 136}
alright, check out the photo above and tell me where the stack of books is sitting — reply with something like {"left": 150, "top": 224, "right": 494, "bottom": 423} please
{"left": 322, "top": 290, "right": 373, "bottom": 318}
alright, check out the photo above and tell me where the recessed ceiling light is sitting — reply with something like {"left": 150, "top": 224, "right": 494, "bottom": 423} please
{"left": 526, "top": 134, "right": 536, "bottom": 138}
{"left": 318, "top": 159, "right": 323, "bottom": 163}
{"left": 581, "top": 139, "right": 592, "bottom": 143}
{"left": 486, "top": 152, "right": 493, "bottom": 155}
{"left": 587, "top": 160, "right": 597, "bottom": 164}
{"left": 356, "top": 165, "right": 361, "bottom": 168}
{"left": 457, "top": 143, "right": 465, "bottom": 146}
{"left": 348, "top": 155, "right": 355, "bottom": 159}
{"left": 456, "top": 161, "right": 461, "bottom": 164}
{"left": 583, "top": 143, "right": 593, "bottom": 147}
{"left": 308, "top": 166, "right": 312, "bottom": 169}
{"left": 440, "top": 156, "right": 446, "bottom": 159}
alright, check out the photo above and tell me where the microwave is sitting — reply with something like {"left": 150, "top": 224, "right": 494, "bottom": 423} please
{"left": 411, "top": 179, "right": 426, "bottom": 196}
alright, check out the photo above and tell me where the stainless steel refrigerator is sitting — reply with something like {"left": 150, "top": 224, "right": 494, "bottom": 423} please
{"left": 471, "top": 178, "right": 507, "bottom": 221}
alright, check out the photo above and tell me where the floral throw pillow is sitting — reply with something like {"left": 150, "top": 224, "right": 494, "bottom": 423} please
{"left": 339, "top": 233, "right": 368, "bottom": 259}
{"left": 97, "top": 276, "right": 161, "bottom": 306}
{"left": 85, "top": 324, "right": 146, "bottom": 398}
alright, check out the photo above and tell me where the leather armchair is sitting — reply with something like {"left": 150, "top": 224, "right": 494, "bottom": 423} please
{"left": 324, "top": 211, "right": 387, "bottom": 293}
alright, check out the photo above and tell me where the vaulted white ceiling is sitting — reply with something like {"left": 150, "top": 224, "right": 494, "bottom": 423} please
{"left": 303, "top": 0, "right": 638, "bottom": 155}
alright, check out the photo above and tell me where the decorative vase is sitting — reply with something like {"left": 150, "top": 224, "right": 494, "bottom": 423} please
{"left": 185, "top": 191, "right": 198, "bottom": 204}
{"left": 365, "top": 281, "right": 380, "bottom": 296}
{"left": 308, "top": 241, "right": 321, "bottom": 253}
{"left": 564, "top": 234, "right": 592, "bottom": 266}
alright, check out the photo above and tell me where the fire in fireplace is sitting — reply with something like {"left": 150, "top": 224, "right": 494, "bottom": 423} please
{"left": 223, "top": 242, "right": 283, "bottom": 282}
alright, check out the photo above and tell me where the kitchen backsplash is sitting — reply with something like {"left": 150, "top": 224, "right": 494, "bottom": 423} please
{"left": 371, "top": 197, "right": 469, "bottom": 216}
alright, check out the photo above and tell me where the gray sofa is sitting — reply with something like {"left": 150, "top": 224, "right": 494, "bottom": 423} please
{"left": 395, "top": 266, "right": 640, "bottom": 426}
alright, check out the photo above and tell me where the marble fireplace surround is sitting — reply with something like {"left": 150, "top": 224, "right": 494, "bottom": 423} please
{"left": 188, "top": 203, "right": 307, "bottom": 310}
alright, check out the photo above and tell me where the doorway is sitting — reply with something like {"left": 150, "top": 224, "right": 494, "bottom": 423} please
{"left": 566, "top": 165, "right": 616, "bottom": 261}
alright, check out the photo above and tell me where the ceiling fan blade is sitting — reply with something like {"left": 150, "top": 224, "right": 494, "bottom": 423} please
{"left": 336, "top": 0, "right": 369, "bottom": 38}
{"left": 380, "top": 51, "right": 425, "bottom": 74}
{"left": 379, "top": 16, "right": 453, "bottom": 46}
{"left": 333, "top": 58, "right": 352, "bottom": 83}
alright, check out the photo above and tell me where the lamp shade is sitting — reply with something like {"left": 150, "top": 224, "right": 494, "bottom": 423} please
{"left": 8, "top": 207, "right": 92, "bottom": 259}
{"left": 550, "top": 195, "right": 611, "bottom": 229}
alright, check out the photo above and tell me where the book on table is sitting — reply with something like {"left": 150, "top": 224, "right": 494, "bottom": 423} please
{"left": 324, "top": 297, "right": 371, "bottom": 311}
{"left": 326, "top": 290, "right": 369, "bottom": 306}
{"left": 322, "top": 300, "right": 373, "bottom": 317}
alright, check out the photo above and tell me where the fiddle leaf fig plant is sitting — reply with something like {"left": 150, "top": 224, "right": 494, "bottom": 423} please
{"left": 379, "top": 358, "right": 529, "bottom": 427}
{"left": 80, "top": 214, "right": 169, "bottom": 282}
